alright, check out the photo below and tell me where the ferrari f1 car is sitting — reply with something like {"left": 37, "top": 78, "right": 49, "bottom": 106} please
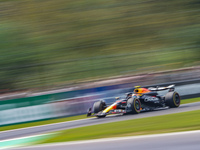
{"left": 87, "top": 85, "right": 181, "bottom": 118}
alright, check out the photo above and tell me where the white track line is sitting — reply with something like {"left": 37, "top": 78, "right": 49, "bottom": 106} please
{"left": 10, "top": 130, "right": 200, "bottom": 149}
{"left": 0, "top": 133, "right": 54, "bottom": 143}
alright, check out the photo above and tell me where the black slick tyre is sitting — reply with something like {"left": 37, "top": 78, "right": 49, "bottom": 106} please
{"left": 127, "top": 98, "right": 141, "bottom": 114}
{"left": 93, "top": 100, "right": 106, "bottom": 113}
{"left": 165, "top": 92, "right": 181, "bottom": 108}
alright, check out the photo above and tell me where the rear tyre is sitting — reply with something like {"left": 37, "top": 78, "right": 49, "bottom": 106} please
{"left": 127, "top": 98, "right": 141, "bottom": 114}
{"left": 93, "top": 100, "right": 106, "bottom": 113}
{"left": 165, "top": 92, "right": 181, "bottom": 108}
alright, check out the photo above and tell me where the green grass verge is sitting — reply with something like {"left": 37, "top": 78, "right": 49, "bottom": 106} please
{"left": 181, "top": 97, "right": 200, "bottom": 104}
{"left": 0, "top": 97, "right": 199, "bottom": 132}
{"left": 40, "top": 109, "right": 200, "bottom": 144}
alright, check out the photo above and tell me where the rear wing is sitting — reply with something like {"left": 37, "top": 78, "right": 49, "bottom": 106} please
{"left": 148, "top": 84, "right": 175, "bottom": 91}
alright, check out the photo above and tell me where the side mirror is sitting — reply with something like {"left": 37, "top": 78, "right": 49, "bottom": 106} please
{"left": 125, "top": 92, "right": 132, "bottom": 99}
{"left": 169, "top": 88, "right": 174, "bottom": 92}
{"left": 115, "top": 97, "right": 120, "bottom": 100}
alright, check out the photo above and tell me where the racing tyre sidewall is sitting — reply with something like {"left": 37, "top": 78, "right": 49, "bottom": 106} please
{"left": 93, "top": 100, "right": 106, "bottom": 114}
{"left": 127, "top": 98, "right": 141, "bottom": 114}
{"left": 165, "top": 92, "right": 181, "bottom": 108}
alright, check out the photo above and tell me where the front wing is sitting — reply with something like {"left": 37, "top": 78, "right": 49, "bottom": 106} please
{"left": 88, "top": 109, "right": 127, "bottom": 117}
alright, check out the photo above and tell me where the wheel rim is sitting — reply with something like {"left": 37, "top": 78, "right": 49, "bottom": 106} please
{"left": 175, "top": 93, "right": 180, "bottom": 105}
{"left": 135, "top": 99, "right": 140, "bottom": 111}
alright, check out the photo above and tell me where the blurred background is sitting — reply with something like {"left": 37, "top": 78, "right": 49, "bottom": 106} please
{"left": 0, "top": 0, "right": 200, "bottom": 91}
{"left": 1, "top": 2, "right": 200, "bottom": 148}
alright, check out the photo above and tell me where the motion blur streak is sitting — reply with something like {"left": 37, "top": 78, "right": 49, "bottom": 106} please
{"left": 1, "top": 102, "right": 200, "bottom": 141}
{"left": 9, "top": 130, "right": 200, "bottom": 150}
{"left": 0, "top": 1, "right": 200, "bottom": 148}
{"left": 0, "top": 0, "right": 199, "bottom": 90}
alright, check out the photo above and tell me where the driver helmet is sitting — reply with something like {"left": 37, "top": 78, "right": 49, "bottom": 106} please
{"left": 134, "top": 86, "right": 141, "bottom": 94}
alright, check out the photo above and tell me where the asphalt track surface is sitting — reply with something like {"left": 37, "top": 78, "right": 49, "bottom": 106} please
{"left": 1, "top": 102, "right": 200, "bottom": 141}
{"left": 9, "top": 130, "right": 200, "bottom": 150}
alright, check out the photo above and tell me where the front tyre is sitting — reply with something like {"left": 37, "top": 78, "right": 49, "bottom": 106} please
{"left": 165, "top": 92, "right": 181, "bottom": 108}
{"left": 127, "top": 98, "right": 141, "bottom": 114}
{"left": 93, "top": 100, "right": 106, "bottom": 113}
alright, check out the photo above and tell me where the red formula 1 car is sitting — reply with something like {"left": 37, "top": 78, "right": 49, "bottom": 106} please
{"left": 87, "top": 85, "right": 181, "bottom": 118}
